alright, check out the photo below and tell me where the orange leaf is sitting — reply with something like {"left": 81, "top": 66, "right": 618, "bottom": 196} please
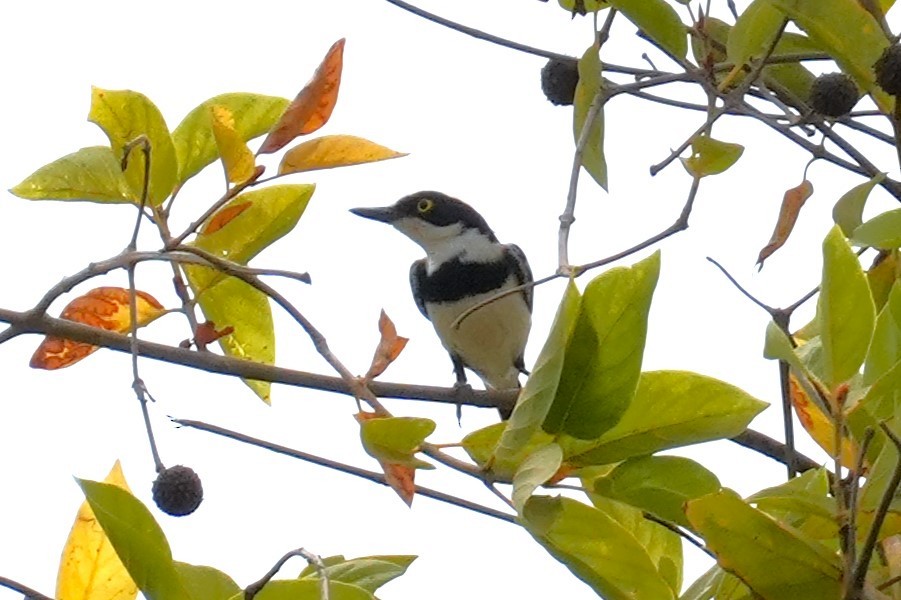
{"left": 194, "top": 320, "right": 234, "bottom": 348}
{"left": 30, "top": 287, "right": 164, "bottom": 370}
{"left": 382, "top": 461, "right": 416, "bottom": 507}
{"left": 56, "top": 461, "right": 137, "bottom": 600}
{"left": 790, "top": 374, "right": 859, "bottom": 469}
{"left": 258, "top": 39, "right": 345, "bottom": 154}
{"left": 757, "top": 180, "right": 814, "bottom": 270}
{"left": 364, "top": 309, "right": 409, "bottom": 381}
{"left": 201, "top": 201, "right": 252, "bottom": 235}
{"left": 209, "top": 105, "right": 256, "bottom": 184}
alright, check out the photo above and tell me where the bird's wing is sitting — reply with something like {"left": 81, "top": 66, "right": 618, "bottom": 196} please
{"left": 506, "top": 243, "right": 533, "bottom": 311}
{"left": 409, "top": 258, "right": 430, "bottom": 319}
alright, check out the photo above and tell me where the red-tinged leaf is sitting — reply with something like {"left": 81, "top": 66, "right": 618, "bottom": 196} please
{"left": 258, "top": 39, "right": 345, "bottom": 154}
{"left": 194, "top": 321, "right": 234, "bottom": 349}
{"left": 31, "top": 288, "right": 164, "bottom": 370}
{"left": 790, "top": 374, "right": 858, "bottom": 469}
{"left": 201, "top": 201, "right": 252, "bottom": 236}
{"left": 364, "top": 310, "right": 409, "bottom": 381}
{"left": 382, "top": 462, "right": 416, "bottom": 507}
{"left": 757, "top": 180, "right": 814, "bottom": 270}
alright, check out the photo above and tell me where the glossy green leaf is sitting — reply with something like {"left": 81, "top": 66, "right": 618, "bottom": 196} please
{"left": 174, "top": 564, "right": 239, "bottom": 600}
{"left": 770, "top": 0, "right": 892, "bottom": 113}
{"left": 172, "top": 93, "right": 289, "bottom": 185}
{"left": 562, "top": 371, "right": 767, "bottom": 465}
{"left": 748, "top": 469, "right": 837, "bottom": 539}
{"left": 462, "top": 423, "right": 554, "bottom": 481}
{"left": 857, "top": 359, "right": 901, "bottom": 429}
{"left": 254, "top": 579, "right": 373, "bottom": 600}
{"left": 497, "top": 283, "right": 580, "bottom": 463}
{"left": 298, "top": 555, "right": 416, "bottom": 593}
{"left": 573, "top": 45, "right": 607, "bottom": 190}
{"left": 10, "top": 146, "right": 137, "bottom": 204}
{"left": 818, "top": 226, "right": 876, "bottom": 388}
{"left": 681, "top": 135, "right": 743, "bottom": 177}
{"left": 88, "top": 88, "right": 177, "bottom": 206}
{"left": 585, "top": 494, "right": 683, "bottom": 595}
{"left": 833, "top": 174, "right": 885, "bottom": 236}
{"left": 545, "top": 251, "right": 660, "bottom": 440}
{"left": 187, "top": 275, "right": 274, "bottom": 402}
{"left": 852, "top": 209, "right": 901, "bottom": 249}
{"left": 608, "top": 0, "right": 688, "bottom": 59}
{"left": 680, "top": 566, "right": 753, "bottom": 600}
{"left": 763, "top": 319, "right": 805, "bottom": 372}
{"left": 686, "top": 489, "right": 842, "bottom": 599}
{"left": 592, "top": 456, "right": 721, "bottom": 530}
{"left": 77, "top": 480, "right": 192, "bottom": 600}
{"left": 194, "top": 184, "right": 315, "bottom": 268}
{"left": 727, "top": 0, "right": 786, "bottom": 68}
{"left": 359, "top": 417, "right": 435, "bottom": 469}
{"left": 522, "top": 495, "right": 676, "bottom": 600}
{"left": 512, "top": 443, "right": 563, "bottom": 513}
{"left": 865, "top": 282, "right": 901, "bottom": 385}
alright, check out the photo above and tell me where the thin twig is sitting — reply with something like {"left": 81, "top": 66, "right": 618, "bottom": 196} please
{"left": 846, "top": 428, "right": 876, "bottom": 589}
{"left": 642, "top": 512, "right": 715, "bottom": 559}
{"left": 382, "top": 0, "right": 572, "bottom": 62}
{"left": 245, "top": 548, "right": 329, "bottom": 600}
{"left": 0, "top": 576, "right": 54, "bottom": 600}
{"left": 174, "top": 419, "right": 517, "bottom": 523}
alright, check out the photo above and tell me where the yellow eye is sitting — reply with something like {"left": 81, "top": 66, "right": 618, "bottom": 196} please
{"left": 417, "top": 198, "right": 433, "bottom": 213}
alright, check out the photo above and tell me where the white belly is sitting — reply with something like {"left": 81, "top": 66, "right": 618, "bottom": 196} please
{"left": 426, "top": 282, "right": 530, "bottom": 389}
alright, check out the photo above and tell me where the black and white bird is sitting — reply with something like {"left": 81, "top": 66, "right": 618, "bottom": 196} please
{"left": 351, "top": 191, "right": 533, "bottom": 416}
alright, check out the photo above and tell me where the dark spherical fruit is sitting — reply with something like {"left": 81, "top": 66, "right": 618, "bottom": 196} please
{"left": 152, "top": 465, "right": 203, "bottom": 516}
{"left": 875, "top": 44, "right": 901, "bottom": 95}
{"left": 809, "top": 73, "right": 858, "bottom": 118}
{"left": 541, "top": 58, "right": 579, "bottom": 106}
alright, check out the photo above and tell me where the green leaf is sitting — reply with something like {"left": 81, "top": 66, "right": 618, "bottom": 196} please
{"left": 172, "top": 93, "right": 289, "bottom": 185}
{"left": 359, "top": 417, "right": 435, "bottom": 469}
{"left": 818, "top": 225, "right": 876, "bottom": 388}
{"left": 557, "top": 0, "right": 608, "bottom": 14}
{"left": 833, "top": 174, "right": 885, "bottom": 236}
{"left": 522, "top": 495, "right": 676, "bottom": 600}
{"left": 865, "top": 282, "right": 901, "bottom": 385}
{"left": 681, "top": 135, "right": 744, "bottom": 177}
{"left": 680, "top": 566, "right": 754, "bottom": 600}
{"left": 512, "top": 443, "right": 563, "bottom": 513}
{"left": 77, "top": 479, "right": 192, "bottom": 600}
{"left": 769, "top": 0, "right": 892, "bottom": 113}
{"left": 856, "top": 359, "right": 901, "bottom": 430}
{"left": 583, "top": 494, "right": 683, "bottom": 595}
{"left": 462, "top": 423, "right": 554, "bottom": 481}
{"left": 10, "top": 146, "right": 137, "bottom": 204}
{"left": 592, "top": 456, "right": 721, "bottom": 530}
{"left": 573, "top": 45, "right": 607, "bottom": 190}
{"left": 685, "top": 489, "right": 842, "bottom": 600}
{"left": 727, "top": 0, "right": 786, "bottom": 68}
{"left": 748, "top": 468, "right": 837, "bottom": 539}
{"left": 299, "top": 555, "right": 416, "bottom": 593}
{"left": 608, "top": 0, "right": 688, "bottom": 59}
{"left": 187, "top": 275, "right": 274, "bottom": 402}
{"left": 88, "top": 87, "right": 178, "bottom": 206}
{"left": 545, "top": 251, "right": 660, "bottom": 440}
{"left": 763, "top": 319, "right": 804, "bottom": 372}
{"left": 174, "top": 563, "right": 240, "bottom": 600}
{"left": 497, "top": 283, "right": 581, "bottom": 464}
{"left": 194, "top": 183, "right": 316, "bottom": 270}
{"left": 852, "top": 208, "right": 901, "bottom": 249}
{"left": 254, "top": 579, "right": 374, "bottom": 600}
{"left": 562, "top": 371, "right": 768, "bottom": 465}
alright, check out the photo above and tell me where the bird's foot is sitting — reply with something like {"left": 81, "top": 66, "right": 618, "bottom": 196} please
{"left": 452, "top": 381, "right": 473, "bottom": 426}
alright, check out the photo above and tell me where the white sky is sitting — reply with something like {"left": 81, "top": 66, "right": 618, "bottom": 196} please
{"left": 1, "top": 1, "right": 899, "bottom": 598}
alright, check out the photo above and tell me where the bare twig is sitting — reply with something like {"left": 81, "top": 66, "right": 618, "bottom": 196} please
{"left": 0, "top": 575, "right": 53, "bottom": 600}
{"left": 642, "top": 512, "right": 715, "bottom": 559}
{"left": 245, "top": 548, "right": 329, "bottom": 600}
{"left": 174, "top": 419, "right": 516, "bottom": 523}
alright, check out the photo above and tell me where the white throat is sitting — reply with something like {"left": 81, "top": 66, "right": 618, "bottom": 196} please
{"left": 393, "top": 219, "right": 503, "bottom": 273}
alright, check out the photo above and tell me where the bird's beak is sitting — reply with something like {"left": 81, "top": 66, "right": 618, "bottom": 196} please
{"left": 349, "top": 205, "right": 397, "bottom": 224}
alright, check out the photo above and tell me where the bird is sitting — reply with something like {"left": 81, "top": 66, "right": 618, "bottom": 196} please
{"left": 351, "top": 191, "right": 533, "bottom": 419}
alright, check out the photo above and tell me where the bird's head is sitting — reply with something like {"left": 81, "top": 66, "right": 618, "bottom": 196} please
{"left": 350, "top": 191, "right": 499, "bottom": 256}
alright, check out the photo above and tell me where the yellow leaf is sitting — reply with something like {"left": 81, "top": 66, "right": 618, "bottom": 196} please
{"left": 30, "top": 287, "right": 165, "bottom": 370}
{"left": 57, "top": 461, "right": 138, "bottom": 600}
{"left": 790, "top": 375, "right": 858, "bottom": 468}
{"left": 210, "top": 105, "right": 256, "bottom": 184}
{"left": 278, "top": 135, "right": 407, "bottom": 175}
